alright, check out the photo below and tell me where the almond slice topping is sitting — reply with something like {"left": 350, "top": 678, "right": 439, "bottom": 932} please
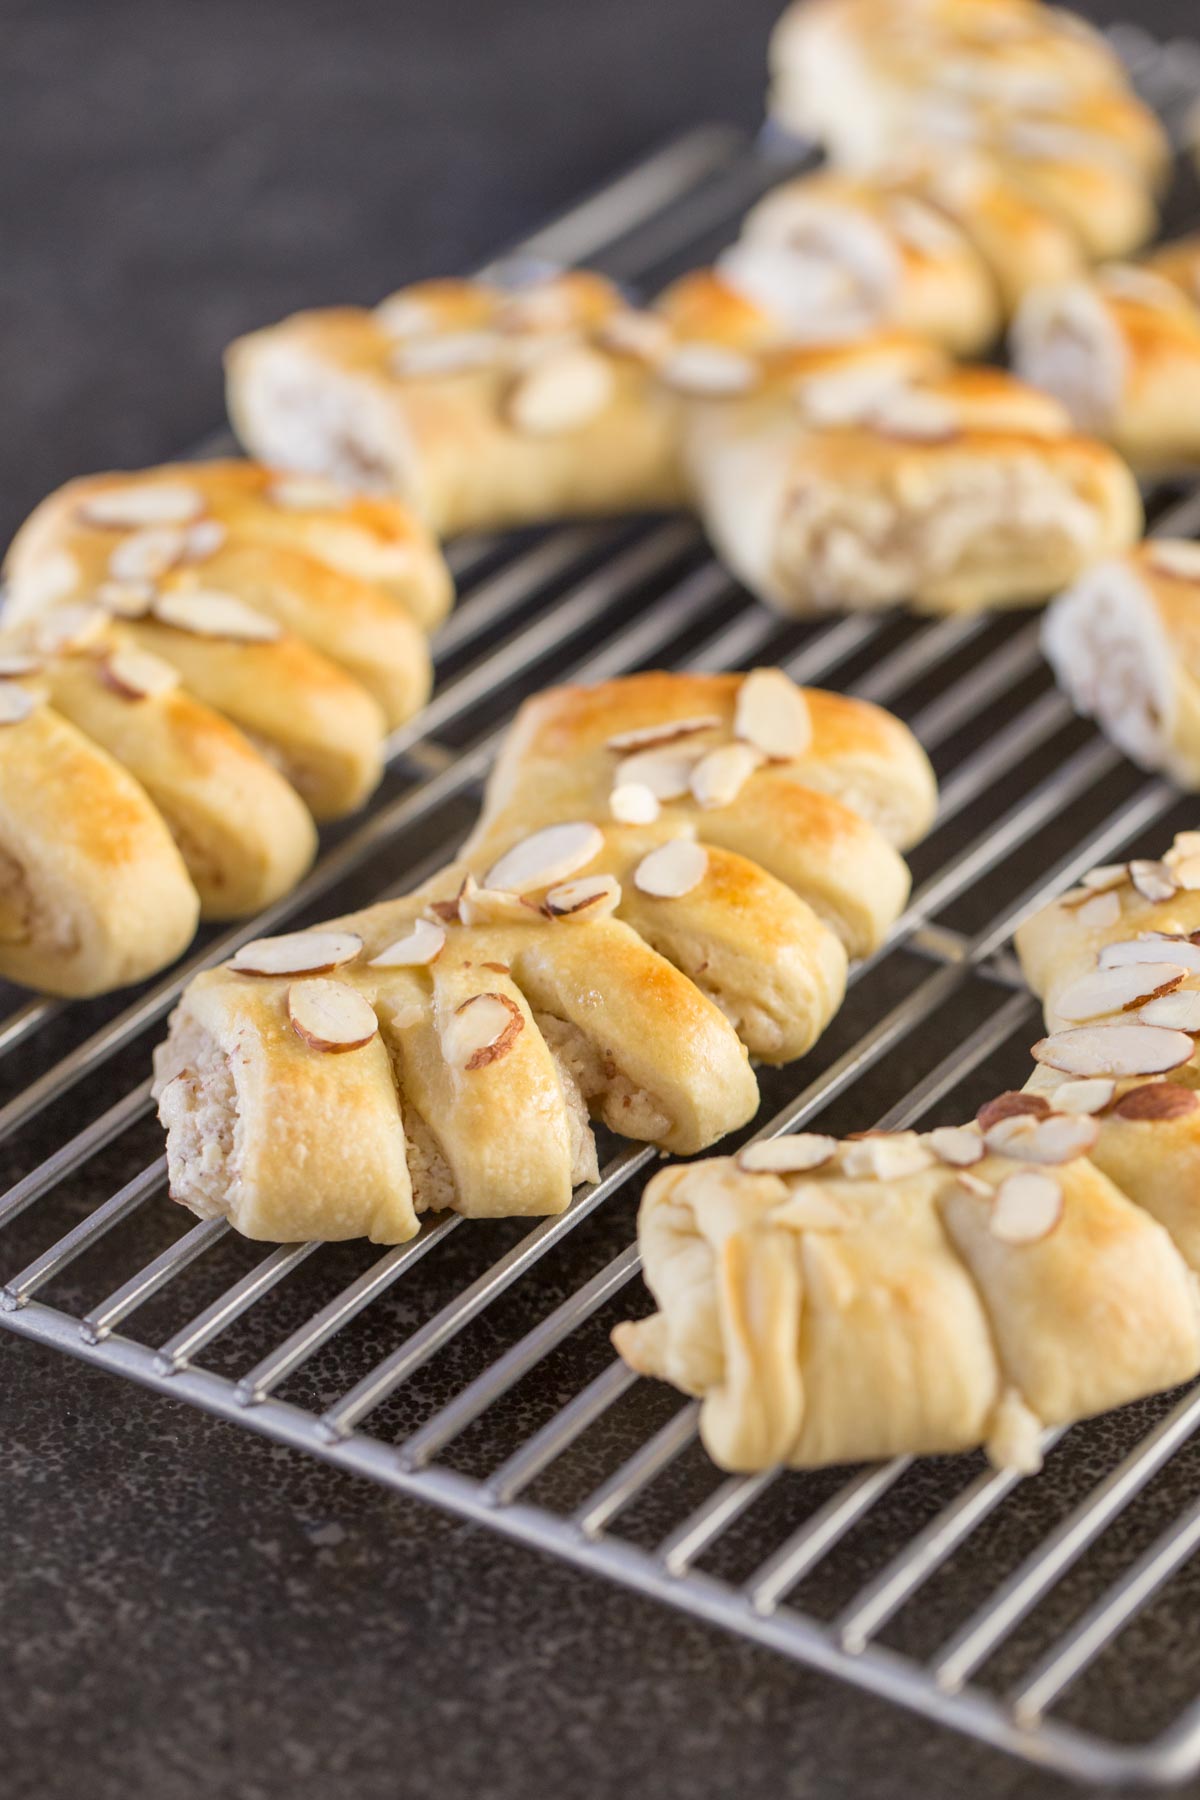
{"left": 392, "top": 331, "right": 502, "bottom": 378}
{"left": 485, "top": 822, "right": 604, "bottom": 893}
{"left": 1031, "top": 1023, "right": 1195, "bottom": 1077}
{"left": 33, "top": 604, "right": 108, "bottom": 654}
{"left": 657, "top": 343, "right": 758, "bottom": 397}
{"left": 989, "top": 1172, "right": 1063, "bottom": 1244}
{"left": 926, "top": 1125, "right": 984, "bottom": 1167}
{"left": 504, "top": 345, "right": 615, "bottom": 436}
{"left": 984, "top": 1112, "right": 1098, "bottom": 1165}
{"left": 1052, "top": 1077, "right": 1116, "bottom": 1114}
{"left": 152, "top": 589, "right": 282, "bottom": 643}
{"left": 80, "top": 481, "right": 205, "bottom": 529}
{"left": 0, "top": 682, "right": 37, "bottom": 725}
{"left": 1168, "top": 830, "right": 1200, "bottom": 862}
{"left": 690, "top": 742, "right": 762, "bottom": 810}
{"left": 369, "top": 919, "right": 446, "bottom": 968}
{"left": 1129, "top": 859, "right": 1179, "bottom": 904}
{"left": 594, "top": 310, "right": 673, "bottom": 364}
{"left": 231, "top": 930, "right": 364, "bottom": 977}
{"left": 1054, "top": 962, "right": 1186, "bottom": 1021}
{"left": 614, "top": 748, "right": 698, "bottom": 801}
{"left": 1140, "top": 990, "right": 1200, "bottom": 1032}
{"left": 288, "top": 979, "right": 378, "bottom": 1053}
{"left": 96, "top": 579, "right": 156, "bottom": 618}
{"left": 1100, "top": 936, "right": 1200, "bottom": 974}
{"left": 444, "top": 992, "right": 524, "bottom": 1070}
{"left": 633, "top": 839, "right": 708, "bottom": 899}
{"left": 457, "top": 880, "right": 542, "bottom": 927}
{"left": 100, "top": 646, "right": 181, "bottom": 701}
{"left": 375, "top": 293, "right": 440, "bottom": 339}
{"left": 1075, "top": 890, "right": 1122, "bottom": 929}
{"left": 976, "top": 1092, "right": 1051, "bottom": 1131}
{"left": 108, "top": 526, "right": 187, "bottom": 583}
{"left": 1171, "top": 856, "right": 1200, "bottom": 892}
{"left": 610, "top": 782, "right": 660, "bottom": 826}
{"left": 1080, "top": 863, "right": 1129, "bottom": 892}
{"left": 1111, "top": 1082, "right": 1200, "bottom": 1121}
{"left": 545, "top": 874, "right": 621, "bottom": 918}
{"left": 268, "top": 476, "right": 348, "bottom": 512}
{"left": 870, "top": 387, "right": 960, "bottom": 442}
{"left": 734, "top": 668, "right": 812, "bottom": 761}
{"left": 841, "top": 1134, "right": 937, "bottom": 1181}
{"left": 605, "top": 715, "right": 721, "bottom": 754}
{"left": 738, "top": 1134, "right": 838, "bottom": 1174}
{"left": 0, "top": 652, "right": 41, "bottom": 678}
{"left": 956, "top": 1169, "right": 994, "bottom": 1199}
{"left": 1148, "top": 540, "right": 1200, "bottom": 583}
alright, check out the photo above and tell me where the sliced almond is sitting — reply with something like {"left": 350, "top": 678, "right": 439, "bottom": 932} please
{"left": 1052, "top": 1077, "right": 1116, "bottom": 1115}
{"left": 108, "top": 526, "right": 187, "bottom": 583}
{"left": 444, "top": 991, "right": 524, "bottom": 1071}
{"left": 690, "top": 742, "right": 762, "bottom": 810}
{"left": 734, "top": 668, "right": 812, "bottom": 762}
{"left": 375, "top": 293, "right": 439, "bottom": 339}
{"left": 288, "top": 978, "right": 378, "bottom": 1053}
{"left": 984, "top": 1112, "right": 1098, "bottom": 1165}
{"left": 976, "top": 1092, "right": 1051, "bottom": 1131}
{"left": 1111, "top": 1082, "right": 1200, "bottom": 1121}
{"left": 1054, "top": 961, "right": 1185, "bottom": 1021}
{"left": 0, "top": 652, "right": 41, "bottom": 678}
{"left": 1171, "top": 856, "right": 1200, "bottom": 892}
{"left": 1129, "top": 859, "right": 1178, "bottom": 904}
{"left": 610, "top": 782, "right": 660, "bottom": 826}
{"left": 100, "top": 646, "right": 181, "bottom": 701}
{"left": 79, "top": 481, "right": 204, "bottom": 529}
{"left": 33, "top": 604, "right": 108, "bottom": 654}
{"left": 181, "top": 518, "right": 227, "bottom": 562}
{"left": 1147, "top": 541, "right": 1200, "bottom": 583}
{"left": 1100, "top": 935, "right": 1200, "bottom": 974}
{"left": 989, "top": 1172, "right": 1063, "bottom": 1245}
{"left": 594, "top": 310, "right": 673, "bottom": 363}
{"left": 96, "top": 579, "right": 156, "bottom": 618}
{"left": 870, "top": 388, "right": 959, "bottom": 442}
{"left": 0, "top": 682, "right": 37, "bottom": 725}
{"left": 545, "top": 874, "right": 621, "bottom": 918}
{"left": 152, "top": 589, "right": 282, "bottom": 643}
{"left": 956, "top": 1169, "right": 994, "bottom": 1198}
{"left": 504, "top": 345, "right": 615, "bottom": 436}
{"left": 738, "top": 1134, "right": 838, "bottom": 1174}
{"left": 1140, "top": 989, "right": 1200, "bottom": 1032}
{"left": 1168, "top": 831, "right": 1200, "bottom": 862}
{"left": 614, "top": 748, "right": 698, "bottom": 801}
{"left": 841, "top": 1133, "right": 937, "bottom": 1181}
{"left": 268, "top": 476, "right": 348, "bottom": 512}
{"left": 1075, "top": 890, "right": 1122, "bottom": 929}
{"left": 925, "top": 1125, "right": 984, "bottom": 1167}
{"left": 1031, "top": 1023, "right": 1195, "bottom": 1077}
{"left": 369, "top": 919, "right": 446, "bottom": 968}
{"left": 231, "top": 929, "right": 364, "bottom": 977}
{"left": 605, "top": 715, "right": 722, "bottom": 754}
{"left": 485, "top": 821, "right": 604, "bottom": 894}
{"left": 1080, "top": 863, "right": 1129, "bottom": 892}
{"left": 391, "top": 331, "right": 502, "bottom": 378}
{"left": 657, "top": 343, "right": 758, "bottom": 397}
{"left": 633, "top": 839, "right": 708, "bottom": 899}
{"left": 457, "top": 879, "right": 542, "bottom": 928}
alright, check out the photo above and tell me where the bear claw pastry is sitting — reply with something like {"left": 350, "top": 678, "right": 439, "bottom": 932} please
{"left": 152, "top": 668, "right": 936, "bottom": 1241}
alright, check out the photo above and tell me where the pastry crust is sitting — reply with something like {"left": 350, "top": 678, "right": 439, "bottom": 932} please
{"left": 225, "top": 274, "right": 688, "bottom": 538}
{"left": 153, "top": 668, "right": 935, "bottom": 1241}
{"left": 0, "top": 688, "right": 199, "bottom": 997}
{"left": 1042, "top": 544, "right": 1200, "bottom": 789}
{"left": 613, "top": 1124, "right": 1200, "bottom": 1473}
{"left": 1012, "top": 269, "right": 1200, "bottom": 472}
{"left": 685, "top": 363, "right": 1142, "bottom": 615}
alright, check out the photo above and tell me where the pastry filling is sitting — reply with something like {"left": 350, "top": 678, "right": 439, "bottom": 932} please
{"left": 237, "top": 342, "right": 411, "bottom": 497}
{"left": 535, "top": 1011, "right": 670, "bottom": 1146}
{"left": 1010, "top": 283, "right": 1126, "bottom": 435}
{"left": 153, "top": 1014, "right": 242, "bottom": 1222}
{"left": 0, "top": 845, "right": 77, "bottom": 954}
{"left": 1042, "top": 562, "right": 1174, "bottom": 770}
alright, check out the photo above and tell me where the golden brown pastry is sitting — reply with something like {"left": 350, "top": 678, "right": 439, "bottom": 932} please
{"left": 225, "top": 271, "right": 690, "bottom": 538}
{"left": 613, "top": 1109, "right": 1200, "bottom": 1474}
{"left": 1043, "top": 542, "right": 1200, "bottom": 789}
{"left": 152, "top": 668, "right": 937, "bottom": 1242}
{"left": 685, "top": 360, "right": 1143, "bottom": 615}
{"left": 1011, "top": 268, "right": 1200, "bottom": 472}
{"left": 0, "top": 676, "right": 200, "bottom": 997}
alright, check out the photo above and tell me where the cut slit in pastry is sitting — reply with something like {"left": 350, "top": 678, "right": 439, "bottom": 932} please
{"left": 152, "top": 667, "right": 937, "bottom": 1241}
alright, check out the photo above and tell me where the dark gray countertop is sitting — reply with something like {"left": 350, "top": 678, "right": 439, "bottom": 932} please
{"left": 5, "top": 3, "right": 1200, "bottom": 1797}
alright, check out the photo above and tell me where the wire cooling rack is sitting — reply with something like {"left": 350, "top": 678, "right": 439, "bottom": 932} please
{"left": 7, "top": 21, "right": 1200, "bottom": 1788}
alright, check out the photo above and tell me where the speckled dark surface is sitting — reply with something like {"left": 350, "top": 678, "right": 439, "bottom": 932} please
{"left": 7, "top": 3, "right": 1200, "bottom": 1797}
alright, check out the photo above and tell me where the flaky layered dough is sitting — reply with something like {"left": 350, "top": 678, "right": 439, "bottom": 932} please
{"left": 685, "top": 363, "right": 1142, "bottom": 616}
{"left": 153, "top": 668, "right": 936, "bottom": 1242}
{"left": 0, "top": 698, "right": 199, "bottom": 997}
{"left": 613, "top": 1119, "right": 1200, "bottom": 1474}
{"left": 1043, "top": 544, "right": 1200, "bottom": 791}
{"left": 226, "top": 273, "right": 688, "bottom": 540}
{"left": 1012, "top": 268, "right": 1200, "bottom": 473}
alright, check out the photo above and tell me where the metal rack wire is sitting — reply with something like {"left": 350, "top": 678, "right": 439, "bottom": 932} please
{"left": 6, "top": 21, "right": 1200, "bottom": 1786}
